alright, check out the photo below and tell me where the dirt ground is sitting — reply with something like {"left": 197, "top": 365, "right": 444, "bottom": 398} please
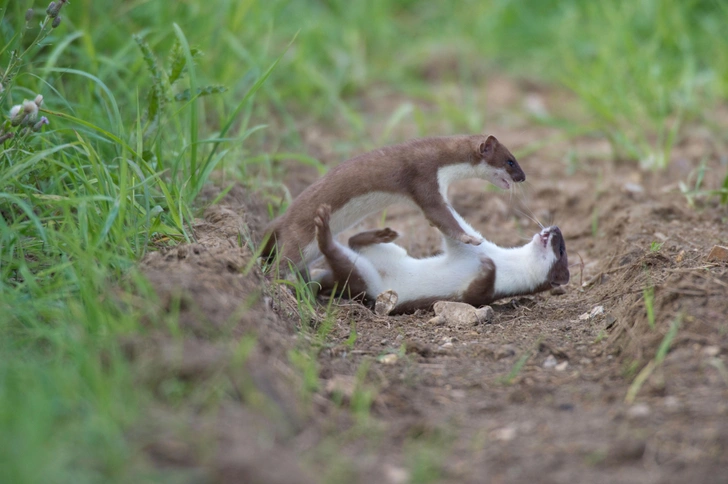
{"left": 132, "top": 78, "right": 728, "bottom": 483}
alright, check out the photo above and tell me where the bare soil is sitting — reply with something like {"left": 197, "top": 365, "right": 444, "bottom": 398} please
{"left": 133, "top": 78, "right": 728, "bottom": 483}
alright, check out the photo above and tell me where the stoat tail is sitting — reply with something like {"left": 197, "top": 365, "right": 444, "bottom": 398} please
{"left": 259, "top": 223, "right": 279, "bottom": 263}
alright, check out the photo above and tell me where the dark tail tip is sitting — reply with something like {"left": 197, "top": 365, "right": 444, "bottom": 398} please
{"left": 259, "top": 231, "right": 278, "bottom": 262}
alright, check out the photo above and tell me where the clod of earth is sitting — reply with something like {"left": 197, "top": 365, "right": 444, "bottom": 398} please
{"left": 427, "top": 301, "right": 494, "bottom": 326}
{"left": 375, "top": 289, "right": 399, "bottom": 315}
{"left": 325, "top": 375, "right": 357, "bottom": 402}
{"left": 707, "top": 245, "right": 728, "bottom": 263}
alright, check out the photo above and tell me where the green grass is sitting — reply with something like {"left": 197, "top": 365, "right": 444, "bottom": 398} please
{"left": 2, "top": 0, "right": 728, "bottom": 481}
{"left": 644, "top": 284, "right": 656, "bottom": 329}
{"left": 625, "top": 314, "right": 682, "bottom": 403}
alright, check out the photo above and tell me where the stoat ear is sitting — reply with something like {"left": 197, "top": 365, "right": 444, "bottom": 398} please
{"left": 479, "top": 135, "right": 498, "bottom": 156}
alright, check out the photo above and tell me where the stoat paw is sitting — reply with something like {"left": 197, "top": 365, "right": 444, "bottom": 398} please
{"left": 314, "top": 204, "right": 332, "bottom": 228}
{"left": 459, "top": 233, "right": 483, "bottom": 246}
{"left": 374, "top": 227, "right": 399, "bottom": 243}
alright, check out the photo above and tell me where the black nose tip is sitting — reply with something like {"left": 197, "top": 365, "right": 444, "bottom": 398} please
{"left": 512, "top": 170, "right": 525, "bottom": 183}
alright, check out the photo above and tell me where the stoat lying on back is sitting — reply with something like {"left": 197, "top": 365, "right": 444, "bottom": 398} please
{"left": 261, "top": 135, "right": 525, "bottom": 272}
{"left": 312, "top": 204, "right": 569, "bottom": 314}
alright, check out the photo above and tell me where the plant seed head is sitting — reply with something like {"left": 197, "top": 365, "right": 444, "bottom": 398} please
{"left": 25, "top": 9, "right": 34, "bottom": 22}
{"left": 35, "top": 94, "right": 44, "bottom": 107}
{"left": 22, "top": 100, "right": 39, "bottom": 122}
{"left": 52, "top": 15, "right": 62, "bottom": 28}
{"left": 46, "top": 2, "right": 58, "bottom": 17}
{"left": 0, "top": 132, "right": 15, "bottom": 143}
{"left": 33, "top": 116, "right": 50, "bottom": 132}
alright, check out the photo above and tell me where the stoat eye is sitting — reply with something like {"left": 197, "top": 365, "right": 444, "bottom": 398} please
{"left": 507, "top": 159, "right": 515, "bottom": 167}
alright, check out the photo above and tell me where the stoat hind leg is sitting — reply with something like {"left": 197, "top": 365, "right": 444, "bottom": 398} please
{"left": 348, "top": 227, "right": 399, "bottom": 251}
{"left": 314, "top": 204, "right": 371, "bottom": 301}
{"left": 461, "top": 255, "right": 496, "bottom": 307}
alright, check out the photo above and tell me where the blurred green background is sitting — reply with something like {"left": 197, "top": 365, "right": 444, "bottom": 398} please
{"left": 1, "top": 0, "right": 726, "bottom": 481}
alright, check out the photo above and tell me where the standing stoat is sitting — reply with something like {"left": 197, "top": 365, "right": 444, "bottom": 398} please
{"left": 261, "top": 135, "right": 525, "bottom": 272}
{"left": 312, "top": 204, "right": 569, "bottom": 314}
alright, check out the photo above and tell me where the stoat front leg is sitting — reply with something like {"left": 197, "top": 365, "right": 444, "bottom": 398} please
{"left": 412, "top": 185, "right": 483, "bottom": 246}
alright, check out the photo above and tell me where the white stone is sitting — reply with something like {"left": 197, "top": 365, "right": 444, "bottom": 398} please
{"left": 379, "top": 354, "right": 398, "bottom": 365}
{"left": 493, "top": 426, "right": 517, "bottom": 442}
{"left": 543, "top": 355, "right": 558, "bottom": 369}
{"left": 627, "top": 403, "right": 650, "bottom": 420}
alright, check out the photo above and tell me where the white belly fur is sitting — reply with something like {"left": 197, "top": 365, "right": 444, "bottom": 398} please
{"left": 358, "top": 242, "right": 482, "bottom": 303}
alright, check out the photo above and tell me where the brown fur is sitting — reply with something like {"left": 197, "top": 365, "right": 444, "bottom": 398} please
{"left": 348, "top": 228, "right": 399, "bottom": 251}
{"left": 461, "top": 256, "right": 497, "bottom": 307}
{"left": 313, "top": 205, "right": 369, "bottom": 300}
{"left": 262, "top": 135, "right": 523, "bottom": 270}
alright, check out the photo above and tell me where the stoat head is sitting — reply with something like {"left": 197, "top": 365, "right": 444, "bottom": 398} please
{"left": 532, "top": 226, "right": 570, "bottom": 287}
{"left": 473, "top": 135, "right": 525, "bottom": 190}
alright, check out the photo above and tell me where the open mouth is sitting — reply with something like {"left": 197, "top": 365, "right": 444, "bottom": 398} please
{"left": 499, "top": 177, "right": 511, "bottom": 190}
{"left": 539, "top": 230, "right": 551, "bottom": 248}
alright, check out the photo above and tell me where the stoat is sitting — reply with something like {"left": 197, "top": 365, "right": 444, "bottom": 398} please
{"left": 261, "top": 135, "right": 525, "bottom": 272}
{"left": 312, "top": 204, "right": 569, "bottom": 314}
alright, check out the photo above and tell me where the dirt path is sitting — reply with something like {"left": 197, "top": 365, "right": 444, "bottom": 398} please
{"left": 133, "top": 80, "right": 728, "bottom": 483}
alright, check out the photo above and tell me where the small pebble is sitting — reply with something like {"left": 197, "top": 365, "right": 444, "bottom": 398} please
{"left": 555, "top": 361, "right": 569, "bottom": 372}
{"left": 627, "top": 403, "right": 650, "bottom": 420}
{"left": 590, "top": 306, "right": 605, "bottom": 318}
{"left": 663, "top": 396, "right": 681, "bottom": 412}
{"left": 579, "top": 305, "right": 605, "bottom": 321}
{"left": 375, "top": 290, "right": 399, "bottom": 315}
{"left": 543, "top": 355, "right": 558, "bottom": 369}
{"left": 493, "top": 426, "right": 517, "bottom": 442}
{"left": 384, "top": 465, "right": 410, "bottom": 484}
{"left": 379, "top": 354, "right": 398, "bottom": 365}
{"left": 703, "top": 346, "right": 721, "bottom": 357}
{"left": 495, "top": 345, "right": 516, "bottom": 360}
{"left": 623, "top": 182, "right": 645, "bottom": 194}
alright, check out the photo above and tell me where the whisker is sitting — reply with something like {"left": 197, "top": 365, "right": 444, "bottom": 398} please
{"left": 514, "top": 183, "right": 555, "bottom": 230}
{"left": 514, "top": 206, "right": 544, "bottom": 230}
